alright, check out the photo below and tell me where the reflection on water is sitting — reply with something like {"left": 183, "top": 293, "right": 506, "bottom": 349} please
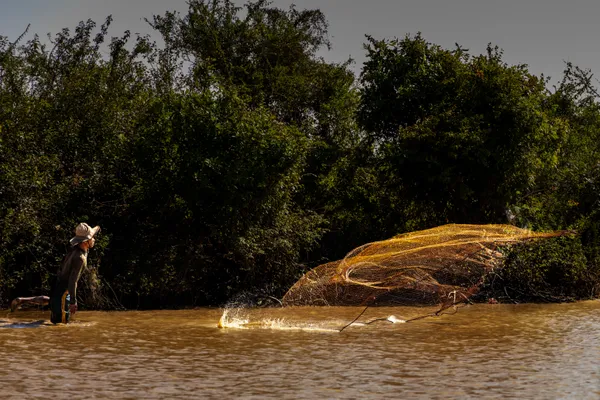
{"left": 0, "top": 319, "right": 47, "bottom": 329}
{"left": 0, "top": 301, "right": 599, "bottom": 399}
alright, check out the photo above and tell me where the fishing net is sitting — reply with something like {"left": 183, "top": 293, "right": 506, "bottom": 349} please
{"left": 77, "top": 266, "right": 125, "bottom": 310}
{"left": 282, "top": 224, "right": 567, "bottom": 312}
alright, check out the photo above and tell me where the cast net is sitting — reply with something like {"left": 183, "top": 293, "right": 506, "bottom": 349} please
{"left": 282, "top": 224, "right": 567, "bottom": 313}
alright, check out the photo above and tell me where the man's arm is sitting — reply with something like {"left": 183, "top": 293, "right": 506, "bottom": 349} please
{"left": 68, "top": 253, "right": 86, "bottom": 306}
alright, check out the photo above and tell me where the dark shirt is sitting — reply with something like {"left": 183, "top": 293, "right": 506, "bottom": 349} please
{"left": 55, "top": 246, "right": 87, "bottom": 305}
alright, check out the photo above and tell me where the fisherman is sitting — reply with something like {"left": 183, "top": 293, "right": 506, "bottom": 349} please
{"left": 10, "top": 222, "right": 100, "bottom": 324}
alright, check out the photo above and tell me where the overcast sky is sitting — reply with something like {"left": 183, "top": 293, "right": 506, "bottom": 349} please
{"left": 2, "top": 0, "right": 599, "bottom": 85}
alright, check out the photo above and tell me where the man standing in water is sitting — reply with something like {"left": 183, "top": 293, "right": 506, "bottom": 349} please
{"left": 10, "top": 222, "right": 100, "bottom": 324}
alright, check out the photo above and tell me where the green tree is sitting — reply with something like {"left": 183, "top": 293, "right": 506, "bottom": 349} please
{"left": 0, "top": 2, "right": 352, "bottom": 307}
{"left": 148, "top": 0, "right": 371, "bottom": 265}
{"left": 358, "top": 34, "right": 569, "bottom": 226}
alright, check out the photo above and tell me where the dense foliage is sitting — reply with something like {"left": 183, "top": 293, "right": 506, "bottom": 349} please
{"left": 1, "top": 1, "right": 598, "bottom": 308}
{"left": 480, "top": 234, "right": 600, "bottom": 303}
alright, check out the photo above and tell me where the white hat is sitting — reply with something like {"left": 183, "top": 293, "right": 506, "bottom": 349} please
{"left": 70, "top": 223, "right": 101, "bottom": 246}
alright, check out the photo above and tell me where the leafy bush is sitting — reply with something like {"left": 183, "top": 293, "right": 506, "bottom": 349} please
{"left": 490, "top": 236, "right": 599, "bottom": 302}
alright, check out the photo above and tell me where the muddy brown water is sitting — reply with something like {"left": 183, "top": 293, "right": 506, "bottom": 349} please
{"left": 0, "top": 301, "right": 599, "bottom": 399}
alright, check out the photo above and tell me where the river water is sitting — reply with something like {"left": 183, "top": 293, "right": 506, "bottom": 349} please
{"left": 0, "top": 301, "right": 599, "bottom": 399}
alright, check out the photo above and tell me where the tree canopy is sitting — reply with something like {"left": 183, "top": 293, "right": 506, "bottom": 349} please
{"left": 0, "top": 3, "right": 598, "bottom": 308}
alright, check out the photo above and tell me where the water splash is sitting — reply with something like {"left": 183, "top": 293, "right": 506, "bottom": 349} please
{"left": 217, "top": 307, "right": 405, "bottom": 332}
{"left": 217, "top": 308, "right": 249, "bottom": 329}
{"left": 217, "top": 292, "right": 407, "bottom": 332}
{"left": 218, "top": 307, "right": 341, "bottom": 332}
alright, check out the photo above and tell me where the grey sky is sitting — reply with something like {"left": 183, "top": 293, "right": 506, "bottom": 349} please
{"left": 2, "top": 0, "right": 599, "bottom": 85}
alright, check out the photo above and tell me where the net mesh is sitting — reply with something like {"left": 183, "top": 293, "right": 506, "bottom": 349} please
{"left": 283, "top": 224, "right": 567, "bottom": 309}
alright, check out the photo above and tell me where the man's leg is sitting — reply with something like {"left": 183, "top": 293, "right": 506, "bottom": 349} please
{"left": 10, "top": 296, "right": 50, "bottom": 312}
{"left": 50, "top": 291, "right": 70, "bottom": 324}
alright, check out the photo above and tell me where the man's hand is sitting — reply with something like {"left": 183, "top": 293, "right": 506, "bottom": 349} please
{"left": 69, "top": 303, "right": 78, "bottom": 315}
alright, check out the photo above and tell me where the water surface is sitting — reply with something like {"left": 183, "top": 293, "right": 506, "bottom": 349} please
{"left": 1, "top": 301, "right": 599, "bottom": 399}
